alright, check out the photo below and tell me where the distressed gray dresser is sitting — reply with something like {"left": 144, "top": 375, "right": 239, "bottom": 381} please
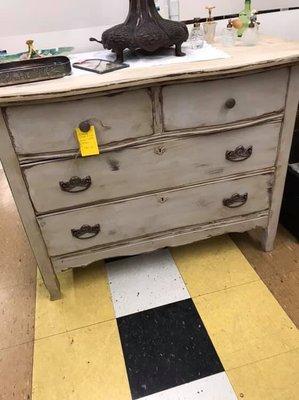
{"left": 0, "top": 37, "right": 298, "bottom": 300}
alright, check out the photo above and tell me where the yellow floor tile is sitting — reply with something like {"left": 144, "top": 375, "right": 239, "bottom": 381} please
{"left": 35, "top": 273, "right": 66, "bottom": 338}
{"left": 35, "top": 262, "right": 114, "bottom": 339}
{"left": 32, "top": 332, "right": 76, "bottom": 400}
{"left": 68, "top": 322, "right": 131, "bottom": 400}
{"left": 32, "top": 320, "right": 131, "bottom": 400}
{"left": 227, "top": 348, "right": 299, "bottom": 400}
{"left": 171, "top": 236, "right": 259, "bottom": 297}
{"left": 194, "top": 280, "right": 299, "bottom": 370}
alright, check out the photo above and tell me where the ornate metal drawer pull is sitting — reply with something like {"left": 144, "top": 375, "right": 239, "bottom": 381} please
{"left": 71, "top": 224, "right": 101, "bottom": 240}
{"left": 225, "top": 98, "right": 236, "bottom": 109}
{"left": 223, "top": 193, "right": 248, "bottom": 208}
{"left": 154, "top": 146, "right": 166, "bottom": 155}
{"left": 226, "top": 146, "right": 253, "bottom": 162}
{"left": 59, "top": 176, "right": 92, "bottom": 193}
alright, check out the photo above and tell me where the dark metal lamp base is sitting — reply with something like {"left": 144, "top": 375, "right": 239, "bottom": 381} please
{"left": 97, "top": 0, "right": 189, "bottom": 63}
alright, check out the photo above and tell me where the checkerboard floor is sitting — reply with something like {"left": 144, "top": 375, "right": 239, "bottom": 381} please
{"left": 32, "top": 236, "right": 299, "bottom": 400}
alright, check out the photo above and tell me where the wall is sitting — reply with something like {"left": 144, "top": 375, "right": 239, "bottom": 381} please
{"left": 179, "top": 0, "right": 299, "bottom": 20}
{"left": 0, "top": 1, "right": 298, "bottom": 53}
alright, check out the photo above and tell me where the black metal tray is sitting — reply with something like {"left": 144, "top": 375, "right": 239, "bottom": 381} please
{"left": 0, "top": 56, "right": 71, "bottom": 87}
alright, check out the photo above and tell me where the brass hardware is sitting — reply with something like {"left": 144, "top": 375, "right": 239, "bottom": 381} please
{"left": 154, "top": 146, "right": 166, "bottom": 155}
{"left": 59, "top": 176, "right": 92, "bottom": 193}
{"left": 223, "top": 193, "right": 248, "bottom": 208}
{"left": 226, "top": 145, "right": 253, "bottom": 162}
{"left": 71, "top": 224, "right": 100, "bottom": 240}
{"left": 79, "top": 121, "right": 91, "bottom": 132}
{"left": 225, "top": 98, "right": 236, "bottom": 109}
{"left": 205, "top": 5, "right": 216, "bottom": 22}
{"left": 158, "top": 196, "right": 168, "bottom": 204}
{"left": 25, "top": 39, "right": 40, "bottom": 59}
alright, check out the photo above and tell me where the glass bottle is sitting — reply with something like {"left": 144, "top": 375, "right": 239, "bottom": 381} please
{"left": 168, "top": 0, "right": 180, "bottom": 21}
{"left": 237, "top": 0, "right": 252, "bottom": 37}
{"left": 203, "top": 6, "right": 217, "bottom": 44}
{"left": 242, "top": 17, "right": 259, "bottom": 46}
{"left": 189, "top": 19, "right": 204, "bottom": 49}
{"left": 221, "top": 19, "right": 236, "bottom": 47}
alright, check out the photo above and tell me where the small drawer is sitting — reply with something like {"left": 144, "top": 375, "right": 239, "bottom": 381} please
{"left": 4, "top": 89, "right": 154, "bottom": 155}
{"left": 24, "top": 122, "right": 280, "bottom": 214}
{"left": 162, "top": 68, "right": 288, "bottom": 131}
{"left": 37, "top": 173, "right": 272, "bottom": 257}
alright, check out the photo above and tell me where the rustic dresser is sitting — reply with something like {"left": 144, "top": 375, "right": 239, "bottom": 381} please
{"left": 0, "top": 37, "right": 298, "bottom": 300}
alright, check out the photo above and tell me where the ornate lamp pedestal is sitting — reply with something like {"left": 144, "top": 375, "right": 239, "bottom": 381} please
{"left": 99, "top": 0, "right": 189, "bottom": 63}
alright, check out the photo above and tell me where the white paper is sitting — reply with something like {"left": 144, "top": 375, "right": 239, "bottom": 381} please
{"left": 69, "top": 42, "right": 230, "bottom": 76}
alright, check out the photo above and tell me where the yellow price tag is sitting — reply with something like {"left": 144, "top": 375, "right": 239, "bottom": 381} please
{"left": 75, "top": 125, "right": 100, "bottom": 157}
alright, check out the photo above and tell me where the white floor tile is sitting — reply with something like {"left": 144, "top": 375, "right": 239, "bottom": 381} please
{"left": 106, "top": 249, "right": 189, "bottom": 318}
{"left": 141, "top": 373, "right": 237, "bottom": 400}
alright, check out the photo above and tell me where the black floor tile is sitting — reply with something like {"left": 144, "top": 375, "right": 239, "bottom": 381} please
{"left": 117, "top": 298, "right": 223, "bottom": 399}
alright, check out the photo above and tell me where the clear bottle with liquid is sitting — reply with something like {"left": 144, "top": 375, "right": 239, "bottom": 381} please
{"left": 242, "top": 17, "right": 259, "bottom": 46}
{"left": 221, "top": 19, "right": 236, "bottom": 47}
{"left": 203, "top": 6, "right": 217, "bottom": 44}
{"left": 238, "top": 0, "right": 252, "bottom": 37}
{"left": 189, "top": 19, "right": 204, "bottom": 49}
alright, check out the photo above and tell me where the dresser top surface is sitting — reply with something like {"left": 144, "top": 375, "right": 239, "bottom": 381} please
{"left": 0, "top": 36, "right": 298, "bottom": 105}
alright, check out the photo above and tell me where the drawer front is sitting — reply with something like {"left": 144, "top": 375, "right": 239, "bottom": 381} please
{"left": 5, "top": 89, "right": 153, "bottom": 155}
{"left": 38, "top": 174, "right": 272, "bottom": 256}
{"left": 162, "top": 69, "right": 288, "bottom": 131}
{"left": 24, "top": 122, "right": 280, "bottom": 214}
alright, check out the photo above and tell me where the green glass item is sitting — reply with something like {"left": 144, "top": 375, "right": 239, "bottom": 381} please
{"left": 238, "top": 0, "right": 252, "bottom": 37}
{"left": 0, "top": 47, "right": 74, "bottom": 63}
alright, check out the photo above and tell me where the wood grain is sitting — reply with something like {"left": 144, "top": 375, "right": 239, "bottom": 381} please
{"left": 0, "top": 35, "right": 298, "bottom": 300}
{"left": 162, "top": 69, "right": 288, "bottom": 131}
{"left": 23, "top": 122, "right": 280, "bottom": 214}
{"left": 38, "top": 173, "right": 272, "bottom": 257}
{"left": 4, "top": 89, "right": 154, "bottom": 155}
{"left": 17, "top": 112, "right": 284, "bottom": 164}
{"left": 260, "top": 65, "right": 299, "bottom": 251}
{"left": 0, "top": 36, "right": 298, "bottom": 105}
{"left": 232, "top": 226, "right": 299, "bottom": 328}
{"left": 52, "top": 212, "right": 269, "bottom": 271}
{"left": 0, "top": 114, "right": 61, "bottom": 299}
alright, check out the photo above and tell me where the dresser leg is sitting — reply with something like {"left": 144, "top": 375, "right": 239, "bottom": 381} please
{"left": 248, "top": 226, "right": 276, "bottom": 252}
{"left": 0, "top": 113, "right": 62, "bottom": 301}
{"left": 39, "top": 264, "right": 61, "bottom": 301}
{"left": 261, "top": 228, "right": 277, "bottom": 252}
{"left": 250, "top": 66, "right": 299, "bottom": 253}
{"left": 252, "top": 228, "right": 276, "bottom": 252}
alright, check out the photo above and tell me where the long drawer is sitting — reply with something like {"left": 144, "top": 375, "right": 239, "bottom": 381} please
{"left": 162, "top": 68, "right": 288, "bottom": 131}
{"left": 4, "top": 89, "right": 154, "bottom": 155}
{"left": 24, "top": 122, "right": 280, "bottom": 214}
{"left": 38, "top": 173, "right": 272, "bottom": 257}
